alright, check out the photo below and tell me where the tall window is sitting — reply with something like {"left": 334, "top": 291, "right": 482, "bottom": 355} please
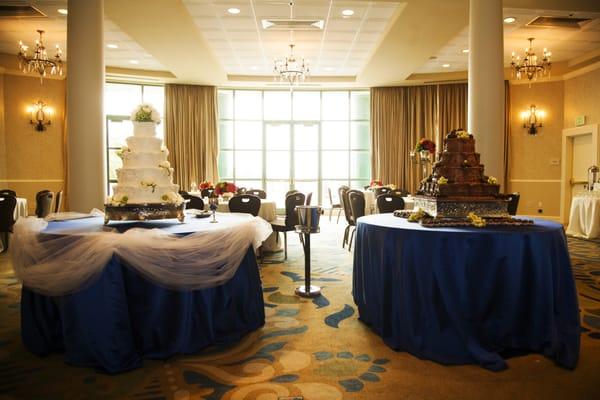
{"left": 104, "top": 83, "right": 165, "bottom": 192}
{"left": 218, "top": 90, "right": 370, "bottom": 206}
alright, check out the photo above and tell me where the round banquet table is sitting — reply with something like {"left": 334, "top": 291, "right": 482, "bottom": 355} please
{"left": 566, "top": 191, "right": 600, "bottom": 239}
{"left": 352, "top": 214, "right": 580, "bottom": 371}
{"left": 20, "top": 214, "right": 265, "bottom": 374}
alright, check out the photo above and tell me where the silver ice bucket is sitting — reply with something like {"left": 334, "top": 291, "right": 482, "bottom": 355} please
{"left": 296, "top": 205, "right": 322, "bottom": 233}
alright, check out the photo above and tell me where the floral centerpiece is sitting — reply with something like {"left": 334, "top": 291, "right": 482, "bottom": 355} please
{"left": 131, "top": 103, "right": 161, "bottom": 124}
{"left": 199, "top": 180, "right": 214, "bottom": 190}
{"left": 370, "top": 179, "right": 383, "bottom": 188}
{"left": 414, "top": 138, "right": 436, "bottom": 154}
{"left": 214, "top": 181, "right": 237, "bottom": 198}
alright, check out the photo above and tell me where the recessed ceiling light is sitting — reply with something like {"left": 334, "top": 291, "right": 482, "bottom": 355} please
{"left": 129, "top": 60, "right": 139, "bottom": 65}
{"left": 342, "top": 9, "right": 354, "bottom": 17}
{"left": 107, "top": 43, "right": 119, "bottom": 49}
{"left": 228, "top": 7, "right": 240, "bottom": 15}
{"left": 57, "top": 8, "right": 68, "bottom": 15}
{"left": 503, "top": 16, "right": 516, "bottom": 24}
{"left": 324, "top": 67, "right": 335, "bottom": 71}
{"left": 462, "top": 49, "right": 469, "bottom": 54}
{"left": 442, "top": 63, "right": 450, "bottom": 68}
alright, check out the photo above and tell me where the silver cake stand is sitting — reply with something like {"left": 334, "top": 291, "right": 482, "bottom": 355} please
{"left": 104, "top": 203, "right": 186, "bottom": 225}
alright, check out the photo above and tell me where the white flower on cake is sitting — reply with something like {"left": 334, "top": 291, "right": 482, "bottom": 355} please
{"left": 131, "top": 103, "right": 161, "bottom": 124}
{"left": 158, "top": 161, "right": 171, "bottom": 176}
{"left": 161, "top": 191, "right": 183, "bottom": 205}
{"left": 109, "top": 194, "right": 129, "bottom": 206}
{"left": 116, "top": 146, "right": 131, "bottom": 159}
{"left": 140, "top": 181, "right": 158, "bottom": 193}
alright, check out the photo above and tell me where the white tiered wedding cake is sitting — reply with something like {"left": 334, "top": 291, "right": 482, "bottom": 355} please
{"left": 108, "top": 104, "right": 182, "bottom": 206}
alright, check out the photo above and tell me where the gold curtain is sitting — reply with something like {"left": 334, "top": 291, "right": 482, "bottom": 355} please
{"left": 370, "top": 85, "right": 438, "bottom": 193}
{"left": 438, "top": 83, "right": 468, "bottom": 140}
{"left": 165, "top": 84, "right": 218, "bottom": 191}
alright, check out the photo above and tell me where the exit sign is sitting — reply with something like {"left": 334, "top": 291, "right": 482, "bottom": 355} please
{"left": 575, "top": 115, "right": 586, "bottom": 126}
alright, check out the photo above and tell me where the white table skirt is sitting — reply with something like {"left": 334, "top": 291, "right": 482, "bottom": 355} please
{"left": 16, "top": 197, "right": 28, "bottom": 220}
{"left": 363, "top": 191, "right": 414, "bottom": 215}
{"left": 566, "top": 192, "right": 600, "bottom": 239}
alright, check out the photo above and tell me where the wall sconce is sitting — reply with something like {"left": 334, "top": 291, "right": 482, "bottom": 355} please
{"left": 27, "top": 100, "right": 53, "bottom": 131}
{"left": 521, "top": 104, "right": 544, "bottom": 135}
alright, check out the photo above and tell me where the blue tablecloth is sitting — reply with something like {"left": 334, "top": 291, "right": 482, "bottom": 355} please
{"left": 352, "top": 214, "right": 580, "bottom": 371}
{"left": 20, "top": 215, "right": 265, "bottom": 374}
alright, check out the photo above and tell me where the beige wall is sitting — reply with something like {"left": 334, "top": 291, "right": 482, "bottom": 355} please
{"left": 508, "top": 80, "right": 564, "bottom": 217}
{"left": 564, "top": 68, "right": 600, "bottom": 129}
{"left": 0, "top": 73, "right": 65, "bottom": 214}
{"left": 0, "top": 73, "right": 5, "bottom": 179}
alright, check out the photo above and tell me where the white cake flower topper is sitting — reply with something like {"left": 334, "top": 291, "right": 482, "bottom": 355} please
{"left": 131, "top": 103, "right": 161, "bottom": 124}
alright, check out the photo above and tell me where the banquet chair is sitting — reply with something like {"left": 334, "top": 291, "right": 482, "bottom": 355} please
{"left": 53, "top": 190, "right": 63, "bottom": 213}
{"left": 305, "top": 192, "right": 312, "bottom": 206}
{"left": 35, "top": 190, "right": 54, "bottom": 218}
{"left": 181, "top": 193, "right": 204, "bottom": 210}
{"left": 0, "top": 189, "right": 16, "bottom": 197}
{"left": 377, "top": 194, "right": 405, "bottom": 213}
{"left": 285, "top": 190, "right": 298, "bottom": 197}
{"left": 501, "top": 192, "right": 520, "bottom": 216}
{"left": 339, "top": 186, "right": 353, "bottom": 249}
{"left": 347, "top": 190, "right": 366, "bottom": 251}
{"left": 178, "top": 190, "right": 189, "bottom": 196}
{"left": 247, "top": 189, "right": 267, "bottom": 199}
{"left": 200, "top": 188, "right": 215, "bottom": 198}
{"left": 374, "top": 187, "right": 392, "bottom": 196}
{"left": 0, "top": 195, "right": 16, "bottom": 253}
{"left": 327, "top": 187, "right": 342, "bottom": 223}
{"left": 228, "top": 194, "right": 261, "bottom": 217}
{"left": 236, "top": 187, "right": 247, "bottom": 195}
{"left": 270, "top": 192, "right": 305, "bottom": 260}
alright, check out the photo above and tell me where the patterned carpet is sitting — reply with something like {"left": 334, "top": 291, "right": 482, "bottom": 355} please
{"left": 0, "top": 219, "right": 599, "bottom": 400}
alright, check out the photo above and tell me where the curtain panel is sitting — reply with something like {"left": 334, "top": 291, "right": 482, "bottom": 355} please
{"left": 165, "top": 84, "right": 218, "bottom": 191}
{"left": 438, "top": 83, "right": 468, "bottom": 141}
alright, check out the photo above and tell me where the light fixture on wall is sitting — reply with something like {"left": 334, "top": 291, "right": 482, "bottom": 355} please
{"left": 511, "top": 38, "right": 551, "bottom": 84}
{"left": 521, "top": 104, "right": 544, "bottom": 135}
{"left": 273, "top": 1, "right": 309, "bottom": 89}
{"left": 27, "top": 100, "right": 53, "bottom": 131}
{"left": 17, "top": 30, "right": 63, "bottom": 83}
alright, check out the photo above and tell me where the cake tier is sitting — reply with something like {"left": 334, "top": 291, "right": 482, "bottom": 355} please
{"left": 126, "top": 136, "right": 163, "bottom": 152}
{"left": 113, "top": 184, "right": 179, "bottom": 204}
{"left": 132, "top": 122, "right": 158, "bottom": 137}
{"left": 444, "top": 137, "right": 474, "bottom": 153}
{"left": 420, "top": 181, "right": 499, "bottom": 197}
{"left": 117, "top": 167, "right": 174, "bottom": 186}
{"left": 436, "top": 152, "right": 480, "bottom": 165}
{"left": 433, "top": 166, "right": 484, "bottom": 183}
{"left": 121, "top": 151, "right": 168, "bottom": 168}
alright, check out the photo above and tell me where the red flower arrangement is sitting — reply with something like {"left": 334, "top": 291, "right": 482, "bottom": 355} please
{"left": 370, "top": 179, "right": 383, "bottom": 187}
{"left": 214, "top": 181, "right": 237, "bottom": 195}
{"left": 199, "top": 180, "right": 214, "bottom": 190}
{"left": 414, "top": 138, "right": 436, "bottom": 154}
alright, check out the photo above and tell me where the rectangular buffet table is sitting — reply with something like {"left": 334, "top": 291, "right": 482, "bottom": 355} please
{"left": 566, "top": 191, "right": 600, "bottom": 239}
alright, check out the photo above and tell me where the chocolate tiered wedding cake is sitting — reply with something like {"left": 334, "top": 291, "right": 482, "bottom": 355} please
{"left": 413, "top": 129, "right": 509, "bottom": 219}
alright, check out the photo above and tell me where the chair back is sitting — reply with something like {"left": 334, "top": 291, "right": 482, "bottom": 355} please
{"left": 181, "top": 194, "right": 204, "bottom": 210}
{"left": 200, "top": 188, "right": 215, "bottom": 198}
{"left": 348, "top": 190, "right": 366, "bottom": 221}
{"left": 0, "top": 195, "right": 16, "bottom": 232}
{"left": 54, "top": 190, "right": 63, "bottom": 213}
{"left": 506, "top": 192, "right": 520, "bottom": 215}
{"left": 377, "top": 194, "right": 405, "bottom": 213}
{"left": 339, "top": 186, "right": 352, "bottom": 225}
{"left": 179, "top": 190, "right": 189, "bottom": 196}
{"left": 35, "top": 190, "right": 54, "bottom": 218}
{"left": 305, "top": 192, "right": 312, "bottom": 206}
{"left": 285, "top": 189, "right": 298, "bottom": 198}
{"left": 228, "top": 194, "right": 261, "bottom": 216}
{"left": 391, "top": 188, "right": 409, "bottom": 197}
{"left": 327, "top": 187, "right": 336, "bottom": 206}
{"left": 285, "top": 192, "right": 305, "bottom": 228}
{"left": 374, "top": 187, "right": 392, "bottom": 196}
{"left": 247, "top": 189, "right": 267, "bottom": 199}
{"left": 236, "top": 187, "right": 247, "bottom": 195}
{"left": 0, "top": 189, "right": 16, "bottom": 197}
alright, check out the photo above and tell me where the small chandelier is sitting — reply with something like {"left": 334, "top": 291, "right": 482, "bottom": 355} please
{"left": 274, "top": 44, "right": 309, "bottom": 87}
{"left": 511, "top": 37, "right": 551, "bottom": 83}
{"left": 273, "top": 1, "right": 309, "bottom": 89}
{"left": 18, "top": 30, "right": 63, "bottom": 83}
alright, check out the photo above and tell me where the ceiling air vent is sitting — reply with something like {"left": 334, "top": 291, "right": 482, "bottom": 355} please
{"left": 527, "top": 16, "right": 592, "bottom": 29}
{"left": 0, "top": 4, "right": 45, "bottom": 18}
{"left": 262, "top": 19, "right": 324, "bottom": 31}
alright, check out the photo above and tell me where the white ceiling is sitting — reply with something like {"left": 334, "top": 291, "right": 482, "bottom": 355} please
{"left": 417, "top": 7, "right": 600, "bottom": 73}
{"left": 182, "top": 0, "right": 401, "bottom": 76}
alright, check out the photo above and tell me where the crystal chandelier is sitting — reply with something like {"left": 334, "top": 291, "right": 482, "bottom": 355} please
{"left": 273, "top": 1, "right": 309, "bottom": 88}
{"left": 18, "top": 30, "right": 63, "bottom": 83}
{"left": 510, "top": 37, "right": 551, "bottom": 83}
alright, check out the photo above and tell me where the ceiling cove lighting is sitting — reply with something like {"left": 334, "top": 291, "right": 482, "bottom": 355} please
{"left": 511, "top": 37, "right": 551, "bottom": 84}
{"left": 57, "top": 8, "right": 68, "bottom": 15}
{"left": 227, "top": 8, "right": 240, "bottom": 15}
{"left": 503, "top": 16, "right": 516, "bottom": 24}
{"left": 18, "top": 30, "right": 63, "bottom": 83}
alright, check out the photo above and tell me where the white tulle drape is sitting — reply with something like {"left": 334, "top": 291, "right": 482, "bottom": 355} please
{"left": 11, "top": 214, "right": 272, "bottom": 296}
